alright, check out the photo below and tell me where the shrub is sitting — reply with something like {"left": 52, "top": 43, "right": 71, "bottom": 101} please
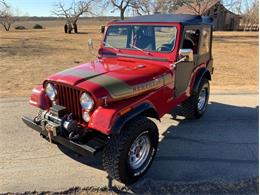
{"left": 15, "top": 25, "right": 26, "bottom": 30}
{"left": 33, "top": 24, "right": 43, "bottom": 29}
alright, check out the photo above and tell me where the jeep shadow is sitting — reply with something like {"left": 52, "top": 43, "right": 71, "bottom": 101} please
{"left": 57, "top": 100, "right": 258, "bottom": 193}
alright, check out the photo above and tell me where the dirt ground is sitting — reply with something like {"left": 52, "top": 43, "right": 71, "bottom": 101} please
{"left": 0, "top": 19, "right": 258, "bottom": 97}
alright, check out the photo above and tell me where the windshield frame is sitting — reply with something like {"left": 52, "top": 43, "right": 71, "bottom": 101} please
{"left": 103, "top": 24, "right": 178, "bottom": 54}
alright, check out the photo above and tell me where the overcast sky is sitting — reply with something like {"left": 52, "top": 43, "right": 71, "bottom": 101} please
{"left": 6, "top": 0, "right": 254, "bottom": 17}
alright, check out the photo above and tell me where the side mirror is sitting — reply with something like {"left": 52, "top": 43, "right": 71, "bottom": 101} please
{"left": 179, "top": 49, "right": 193, "bottom": 62}
{"left": 87, "top": 38, "right": 94, "bottom": 54}
{"left": 101, "top": 25, "right": 105, "bottom": 34}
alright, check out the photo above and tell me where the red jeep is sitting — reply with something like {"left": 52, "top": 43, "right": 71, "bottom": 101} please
{"left": 22, "top": 14, "right": 213, "bottom": 184}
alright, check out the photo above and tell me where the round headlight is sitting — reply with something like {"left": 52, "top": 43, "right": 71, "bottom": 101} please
{"left": 80, "top": 92, "right": 94, "bottom": 111}
{"left": 45, "top": 83, "right": 57, "bottom": 101}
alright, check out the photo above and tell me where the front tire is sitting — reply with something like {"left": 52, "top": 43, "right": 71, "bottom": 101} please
{"left": 102, "top": 116, "right": 159, "bottom": 184}
{"left": 181, "top": 78, "right": 210, "bottom": 119}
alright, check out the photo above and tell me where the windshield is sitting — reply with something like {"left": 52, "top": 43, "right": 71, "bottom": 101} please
{"left": 104, "top": 25, "right": 177, "bottom": 53}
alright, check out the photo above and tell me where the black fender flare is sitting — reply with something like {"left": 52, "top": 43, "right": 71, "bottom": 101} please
{"left": 193, "top": 68, "right": 211, "bottom": 94}
{"left": 111, "top": 103, "right": 160, "bottom": 134}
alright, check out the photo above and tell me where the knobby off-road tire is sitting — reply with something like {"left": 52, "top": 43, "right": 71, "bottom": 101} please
{"left": 181, "top": 78, "right": 210, "bottom": 119}
{"left": 102, "top": 116, "right": 159, "bottom": 184}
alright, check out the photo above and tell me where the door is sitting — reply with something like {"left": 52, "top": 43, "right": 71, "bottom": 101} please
{"left": 174, "top": 28, "right": 200, "bottom": 96}
{"left": 174, "top": 59, "right": 194, "bottom": 96}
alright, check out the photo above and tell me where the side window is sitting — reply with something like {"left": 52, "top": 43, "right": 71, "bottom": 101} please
{"left": 182, "top": 29, "right": 200, "bottom": 54}
{"left": 199, "top": 27, "right": 211, "bottom": 54}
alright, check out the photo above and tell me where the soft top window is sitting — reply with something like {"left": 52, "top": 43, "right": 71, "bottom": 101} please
{"left": 182, "top": 29, "right": 200, "bottom": 54}
{"left": 199, "top": 27, "right": 211, "bottom": 54}
{"left": 104, "top": 25, "right": 177, "bottom": 53}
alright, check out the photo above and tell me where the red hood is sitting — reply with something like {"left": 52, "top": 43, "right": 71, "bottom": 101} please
{"left": 46, "top": 58, "right": 172, "bottom": 101}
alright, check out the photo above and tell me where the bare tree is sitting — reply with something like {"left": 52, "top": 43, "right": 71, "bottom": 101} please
{"left": 0, "top": 0, "right": 7, "bottom": 6}
{"left": 131, "top": 0, "right": 156, "bottom": 15}
{"left": 52, "top": 0, "right": 95, "bottom": 33}
{"left": 222, "top": 0, "right": 242, "bottom": 14}
{"left": 154, "top": 0, "right": 183, "bottom": 14}
{"left": 177, "top": 0, "right": 246, "bottom": 16}
{"left": 0, "top": 2, "right": 15, "bottom": 31}
{"left": 241, "top": 0, "right": 259, "bottom": 30}
{"left": 105, "top": 0, "right": 133, "bottom": 20}
{"left": 105, "top": 0, "right": 157, "bottom": 19}
{"left": 0, "top": 10, "right": 15, "bottom": 31}
{"left": 158, "top": 0, "right": 241, "bottom": 15}
{"left": 221, "top": 0, "right": 259, "bottom": 30}
{"left": 180, "top": 0, "right": 212, "bottom": 15}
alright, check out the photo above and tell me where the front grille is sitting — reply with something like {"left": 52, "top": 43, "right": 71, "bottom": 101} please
{"left": 55, "top": 83, "right": 82, "bottom": 123}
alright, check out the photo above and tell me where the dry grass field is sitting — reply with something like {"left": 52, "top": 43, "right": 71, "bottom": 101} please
{"left": 0, "top": 19, "right": 258, "bottom": 97}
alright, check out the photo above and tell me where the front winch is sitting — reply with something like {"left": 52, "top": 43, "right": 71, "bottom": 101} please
{"left": 22, "top": 115, "right": 106, "bottom": 156}
{"left": 62, "top": 115, "right": 86, "bottom": 141}
{"left": 34, "top": 105, "right": 88, "bottom": 142}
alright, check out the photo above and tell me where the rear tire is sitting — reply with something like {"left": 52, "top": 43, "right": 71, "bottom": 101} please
{"left": 181, "top": 78, "right": 210, "bottom": 119}
{"left": 102, "top": 116, "right": 159, "bottom": 184}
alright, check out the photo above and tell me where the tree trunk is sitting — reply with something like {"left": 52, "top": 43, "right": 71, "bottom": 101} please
{"left": 68, "top": 23, "right": 72, "bottom": 34}
{"left": 2, "top": 24, "right": 9, "bottom": 31}
{"left": 73, "top": 23, "right": 78, "bottom": 33}
{"left": 7, "top": 23, "right": 10, "bottom": 31}
{"left": 64, "top": 24, "right": 68, "bottom": 33}
{"left": 120, "top": 9, "right": 125, "bottom": 20}
{"left": 3, "top": 25, "right": 8, "bottom": 31}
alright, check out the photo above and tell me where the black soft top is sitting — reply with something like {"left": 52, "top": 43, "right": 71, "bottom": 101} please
{"left": 116, "top": 14, "right": 213, "bottom": 25}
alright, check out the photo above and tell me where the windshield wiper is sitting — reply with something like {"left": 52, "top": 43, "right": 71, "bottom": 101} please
{"left": 129, "top": 44, "right": 151, "bottom": 56}
{"left": 103, "top": 41, "right": 120, "bottom": 53}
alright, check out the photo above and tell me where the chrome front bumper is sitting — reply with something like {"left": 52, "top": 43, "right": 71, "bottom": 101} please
{"left": 22, "top": 111, "right": 107, "bottom": 156}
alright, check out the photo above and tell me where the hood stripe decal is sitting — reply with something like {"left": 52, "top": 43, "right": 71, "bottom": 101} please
{"left": 90, "top": 75, "right": 133, "bottom": 98}
{"left": 58, "top": 69, "right": 173, "bottom": 99}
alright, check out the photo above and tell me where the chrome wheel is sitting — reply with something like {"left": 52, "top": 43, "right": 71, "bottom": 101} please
{"left": 128, "top": 133, "right": 151, "bottom": 170}
{"left": 197, "top": 87, "right": 208, "bottom": 111}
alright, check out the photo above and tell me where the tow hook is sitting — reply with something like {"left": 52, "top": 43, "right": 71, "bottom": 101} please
{"left": 45, "top": 123, "right": 54, "bottom": 143}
